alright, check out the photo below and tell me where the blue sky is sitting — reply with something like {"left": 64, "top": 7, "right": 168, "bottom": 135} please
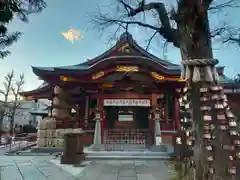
{"left": 1, "top": 0, "right": 240, "bottom": 93}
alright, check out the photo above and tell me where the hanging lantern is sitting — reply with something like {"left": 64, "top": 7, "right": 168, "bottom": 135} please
{"left": 229, "top": 156, "right": 234, "bottom": 161}
{"left": 211, "top": 94, "right": 220, "bottom": 100}
{"left": 204, "top": 133, "right": 211, "bottom": 139}
{"left": 176, "top": 137, "right": 182, "bottom": 144}
{"left": 230, "top": 130, "right": 238, "bottom": 136}
{"left": 203, "top": 114, "right": 212, "bottom": 121}
{"left": 223, "top": 101, "right": 228, "bottom": 108}
{"left": 183, "top": 87, "right": 189, "bottom": 92}
{"left": 200, "top": 106, "right": 211, "bottom": 111}
{"left": 215, "top": 103, "right": 224, "bottom": 109}
{"left": 219, "top": 125, "right": 227, "bottom": 130}
{"left": 226, "top": 111, "right": 234, "bottom": 118}
{"left": 148, "top": 112, "right": 152, "bottom": 120}
{"left": 220, "top": 94, "right": 227, "bottom": 100}
{"left": 210, "top": 124, "right": 215, "bottom": 130}
{"left": 205, "top": 145, "right": 213, "bottom": 151}
{"left": 183, "top": 95, "right": 187, "bottom": 101}
{"left": 190, "top": 160, "right": 196, "bottom": 168}
{"left": 229, "top": 121, "right": 237, "bottom": 127}
{"left": 236, "top": 152, "right": 240, "bottom": 159}
{"left": 186, "top": 130, "right": 190, "bottom": 136}
{"left": 208, "top": 167, "right": 215, "bottom": 174}
{"left": 185, "top": 103, "right": 190, "bottom": 109}
{"left": 200, "top": 94, "right": 209, "bottom": 102}
{"left": 210, "top": 86, "right": 222, "bottom": 91}
{"left": 234, "top": 140, "right": 240, "bottom": 146}
{"left": 217, "top": 113, "right": 226, "bottom": 120}
{"left": 179, "top": 97, "right": 183, "bottom": 104}
{"left": 228, "top": 166, "right": 236, "bottom": 175}
{"left": 207, "top": 156, "right": 214, "bottom": 161}
{"left": 223, "top": 145, "right": 235, "bottom": 151}
{"left": 200, "top": 88, "right": 208, "bottom": 93}
{"left": 204, "top": 125, "right": 210, "bottom": 130}
{"left": 187, "top": 140, "right": 194, "bottom": 146}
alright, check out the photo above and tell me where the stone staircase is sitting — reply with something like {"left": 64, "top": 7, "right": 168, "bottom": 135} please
{"left": 85, "top": 150, "right": 170, "bottom": 160}
{"left": 104, "top": 144, "right": 146, "bottom": 151}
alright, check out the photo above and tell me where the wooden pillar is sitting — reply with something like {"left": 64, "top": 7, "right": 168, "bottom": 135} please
{"left": 84, "top": 96, "right": 89, "bottom": 128}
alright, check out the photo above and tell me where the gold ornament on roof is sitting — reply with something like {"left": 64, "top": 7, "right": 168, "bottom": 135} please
{"left": 118, "top": 43, "right": 131, "bottom": 52}
{"left": 60, "top": 75, "right": 71, "bottom": 82}
{"left": 151, "top": 72, "right": 164, "bottom": 80}
{"left": 92, "top": 71, "right": 105, "bottom": 80}
{"left": 102, "top": 83, "right": 113, "bottom": 88}
{"left": 116, "top": 65, "right": 139, "bottom": 72}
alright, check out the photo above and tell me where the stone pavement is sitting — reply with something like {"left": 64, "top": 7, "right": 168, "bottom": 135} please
{"left": 0, "top": 155, "right": 170, "bottom": 180}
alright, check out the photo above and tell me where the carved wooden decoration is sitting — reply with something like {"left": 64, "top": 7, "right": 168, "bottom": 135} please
{"left": 92, "top": 71, "right": 105, "bottom": 80}
{"left": 102, "top": 83, "right": 113, "bottom": 88}
{"left": 151, "top": 72, "right": 164, "bottom": 80}
{"left": 151, "top": 72, "right": 185, "bottom": 82}
{"left": 116, "top": 65, "right": 139, "bottom": 72}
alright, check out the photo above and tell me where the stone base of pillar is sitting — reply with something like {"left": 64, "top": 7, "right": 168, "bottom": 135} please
{"left": 149, "top": 145, "right": 168, "bottom": 152}
{"left": 61, "top": 153, "right": 85, "bottom": 165}
{"left": 89, "top": 144, "right": 105, "bottom": 151}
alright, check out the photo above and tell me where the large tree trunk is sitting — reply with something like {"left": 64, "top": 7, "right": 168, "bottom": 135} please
{"left": 178, "top": 3, "right": 237, "bottom": 178}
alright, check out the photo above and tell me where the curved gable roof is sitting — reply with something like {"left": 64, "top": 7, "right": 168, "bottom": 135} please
{"left": 84, "top": 32, "right": 178, "bottom": 67}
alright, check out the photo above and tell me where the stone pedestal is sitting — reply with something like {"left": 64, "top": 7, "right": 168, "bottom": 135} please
{"left": 149, "top": 119, "right": 167, "bottom": 152}
{"left": 61, "top": 132, "right": 85, "bottom": 164}
{"left": 91, "top": 118, "right": 104, "bottom": 151}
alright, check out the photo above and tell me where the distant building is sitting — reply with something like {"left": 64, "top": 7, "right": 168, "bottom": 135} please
{"left": 2, "top": 100, "right": 48, "bottom": 129}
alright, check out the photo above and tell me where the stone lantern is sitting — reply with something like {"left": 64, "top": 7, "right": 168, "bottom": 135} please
{"left": 149, "top": 106, "right": 167, "bottom": 152}
{"left": 91, "top": 105, "right": 105, "bottom": 151}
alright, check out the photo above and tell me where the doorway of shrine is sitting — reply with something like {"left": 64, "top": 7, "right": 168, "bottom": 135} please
{"left": 103, "top": 106, "right": 152, "bottom": 151}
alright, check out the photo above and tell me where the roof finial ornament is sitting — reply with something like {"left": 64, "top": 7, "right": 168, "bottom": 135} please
{"left": 120, "top": 30, "right": 133, "bottom": 42}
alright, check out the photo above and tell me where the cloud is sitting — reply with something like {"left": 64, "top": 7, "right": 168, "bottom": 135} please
{"left": 61, "top": 28, "right": 83, "bottom": 44}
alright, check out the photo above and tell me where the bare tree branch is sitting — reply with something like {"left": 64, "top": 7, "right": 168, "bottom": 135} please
{"left": 209, "top": 0, "right": 240, "bottom": 11}
{"left": 145, "top": 31, "right": 158, "bottom": 50}
{"left": 0, "top": 70, "right": 14, "bottom": 130}
{"left": 9, "top": 73, "right": 25, "bottom": 134}
{"left": 93, "top": 8, "right": 180, "bottom": 47}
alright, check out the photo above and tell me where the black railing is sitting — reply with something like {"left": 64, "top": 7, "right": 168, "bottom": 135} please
{"left": 103, "top": 128, "right": 151, "bottom": 151}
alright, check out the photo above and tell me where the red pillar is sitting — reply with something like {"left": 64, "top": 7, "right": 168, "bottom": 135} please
{"left": 151, "top": 93, "right": 157, "bottom": 145}
{"left": 174, "top": 97, "right": 181, "bottom": 130}
{"left": 98, "top": 95, "right": 104, "bottom": 142}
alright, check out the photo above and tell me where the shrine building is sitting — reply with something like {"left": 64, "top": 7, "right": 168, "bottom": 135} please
{"left": 20, "top": 32, "right": 240, "bottom": 148}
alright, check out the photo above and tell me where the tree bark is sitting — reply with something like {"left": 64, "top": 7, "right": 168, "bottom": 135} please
{"left": 178, "top": 3, "right": 236, "bottom": 178}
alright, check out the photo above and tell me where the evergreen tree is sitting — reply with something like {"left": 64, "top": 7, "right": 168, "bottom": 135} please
{"left": 0, "top": 0, "right": 46, "bottom": 58}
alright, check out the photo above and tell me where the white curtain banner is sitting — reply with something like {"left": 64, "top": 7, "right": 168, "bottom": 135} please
{"left": 104, "top": 99, "right": 151, "bottom": 107}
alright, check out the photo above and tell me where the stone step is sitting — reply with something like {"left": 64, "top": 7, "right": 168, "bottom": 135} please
{"left": 86, "top": 155, "right": 169, "bottom": 160}
{"left": 85, "top": 151, "right": 169, "bottom": 157}
{"left": 103, "top": 144, "right": 146, "bottom": 151}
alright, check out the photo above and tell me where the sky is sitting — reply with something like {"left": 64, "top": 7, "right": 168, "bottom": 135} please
{"left": 1, "top": 0, "right": 240, "bottom": 94}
